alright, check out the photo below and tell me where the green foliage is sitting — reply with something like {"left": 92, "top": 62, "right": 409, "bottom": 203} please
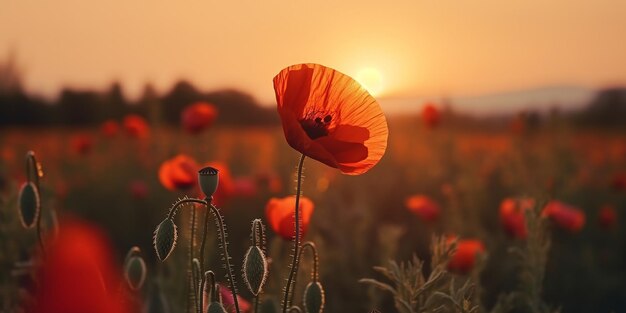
{"left": 491, "top": 205, "right": 559, "bottom": 313}
{"left": 360, "top": 236, "right": 479, "bottom": 313}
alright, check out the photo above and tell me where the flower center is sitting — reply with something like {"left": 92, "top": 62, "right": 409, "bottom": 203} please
{"left": 299, "top": 114, "right": 332, "bottom": 139}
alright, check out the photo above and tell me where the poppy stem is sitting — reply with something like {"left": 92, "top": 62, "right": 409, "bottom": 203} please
{"left": 167, "top": 198, "right": 240, "bottom": 313}
{"left": 26, "top": 151, "right": 45, "bottom": 257}
{"left": 199, "top": 197, "right": 212, "bottom": 275}
{"left": 209, "top": 203, "right": 241, "bottom": 313}
{"left": 165, "top": 197, "right": 209, "bottom": 313}
{"left": 198, "top": 198, "right": 212, "bottom": 313}
{"left": 189, "top": 204, "right": 197, "bottom": 313}
{"left": 289, "top": 241, "right": 319, "bottom": 305}
{"left": 282, "top": 154, "right": 306, "bottom": 313}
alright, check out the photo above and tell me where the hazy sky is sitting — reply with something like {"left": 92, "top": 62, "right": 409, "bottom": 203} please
{"left": 1, "top": 0, "right": 625, "bottom": 105}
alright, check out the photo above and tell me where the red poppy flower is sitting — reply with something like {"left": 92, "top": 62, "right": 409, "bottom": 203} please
{"left": 218, "top": 283, "right": 251, "bottom": 313}
{"left": 101, "top": 120, "right": 120, "bottom": 138}
{"left": 158, "top": 155, "right": 198, "bottom": 191}
{"left": 273, "top": 63, "right": 388, "bottom": 175}
{"left": 31, "top": 219, "right": 132, "bottom": 313}
{"left": 123, "top": 114, "right": 150, "bottom": 139}
{"left": 421, "top": 103, "right": 440, "bottom": 129}
{"left": 542, "top": 200, "right": 585, "bottom": 233}
{"left": 265, "top": 196, "right": 314, "bottom": 241}
{"left": 404, "top": 195, "right": 440, "bottom": 222}
{"left": 446, "top": 238, "right": 485, "bottom": 275}
{"left": 598, "top": 204, "right": 617, "bottom": 229}
{"left": 499, "top": 198, "right": 534, "bottom": 239}
{"left": 181, "top": 102, "right": 218, "bottom": 134}
{"left": 70, "top": 134, "right": 93, "bottom": 156}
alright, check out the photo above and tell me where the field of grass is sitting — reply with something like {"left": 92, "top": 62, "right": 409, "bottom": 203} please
{"left": 1, "top": 117, "right": 625, "bottom": 313}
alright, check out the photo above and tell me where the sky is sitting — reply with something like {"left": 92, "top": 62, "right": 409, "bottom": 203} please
{"left": 1, "top": 0, "right": 626, "bottom": 110}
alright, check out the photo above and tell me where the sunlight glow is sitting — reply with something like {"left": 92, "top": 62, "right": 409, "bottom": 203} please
{"left": 355, "top": 67, "right": 384, "bottom": 97}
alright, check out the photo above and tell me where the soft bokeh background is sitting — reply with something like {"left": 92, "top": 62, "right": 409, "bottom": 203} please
{"left": 1, "top": 1, "right": 626, "bottom": 313}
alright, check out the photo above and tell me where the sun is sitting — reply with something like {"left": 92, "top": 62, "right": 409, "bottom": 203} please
{"left": 355, "top": 67, "right": 384, "bottom": 96}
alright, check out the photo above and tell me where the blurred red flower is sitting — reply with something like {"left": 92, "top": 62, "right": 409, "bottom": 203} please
{"left": 158, "top": 154, "right": 198, "bottom": 191}
{"left": 123, "top": 114, "right": 150, "bottom": 139}
{"left": 70, "top": 134, "right": 93, "bottom": 156}
{"left": 181, "top": 102, "right": 217, "bottom": 134}
{"left": 611, "top": 172, "right": 626, "bottom": 191}
{"left": 265, "top": 196, "right": 314, "bottom": 241}
{"left": 404, "top": 195, "right": 440, "bottom": 222}
{"left": 30, "top": 219, "right": 132, "bottom": 313}
{"left": 218, "top": 283, "right": 251, "bottom": 313}
{"left": 256, "top": 171, "right": 283, "bottom": 194}
{"left": 542, "top": 200, "right": 586, "bottom": 233}
{"left": 273, "top": 63, "right": 388, "bottom": 175}
{"left": 101, "top": 120, "right": 120, "bottom": 138}
{"left": 447, "top": 238, "right": 485, "bottom": 275}
{"left": 233, "top": 177, "right": 258, "bottom": 198}
{"left": 421, "top": 103, "right": 440, "bottom": 129}
{"left": 129, "top": 180, "right": 149, "bottom": 199}
{"left": 499, "top": 197, "right": 535, "bottom": 239}
{"left": 598, "top": 204, "right": 617, "bottom": 229}
{"left": 509, "top": 114, "right": 526, "bottom": 134}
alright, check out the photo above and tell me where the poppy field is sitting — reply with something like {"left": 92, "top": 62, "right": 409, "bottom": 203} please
{"left": 1, "top": 64, "right": 626, "bottom": 313}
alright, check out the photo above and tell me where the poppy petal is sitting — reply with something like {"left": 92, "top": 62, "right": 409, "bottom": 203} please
{"left": 274, "top": 64, "right": 388, "bottom": 175}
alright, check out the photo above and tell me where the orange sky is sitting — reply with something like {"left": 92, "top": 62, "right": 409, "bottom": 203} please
{"left": 1, "top": 0, "right": 625, "bottom": 104}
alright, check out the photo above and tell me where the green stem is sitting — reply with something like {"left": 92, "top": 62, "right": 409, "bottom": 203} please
{"left": 26, "top": 151, "right": 45, "bottom": 256}
{"left": 209, "top": 204, "right": 241, "bottom": 313}
{"left": 167, "top": 198, "right": 207, "bottom": 220}
{"left": 189, "top": 205, "right": 197, "bottom": 313}
{"left": 289, "top": 241, "right": 319, "bottom": 305}
{"left": 198, "top": 198, "right": 212, "bottom": 313}
{"left": 254, "top": 296, "right": 260, "bottom": 313}
{"left": 167, "top": 198, "right": 206, "bottom": 313}
{"left": 288, "top": 306, "right": 303, "bottom": 313}
{"left": 167, "top": 198, "right": 241, "bottom": 313}
{"left": 199, "top": 197, "right": 212, "bottom": 273}
{"left": 282, "top": 154, "right": 306, "bottom": 313}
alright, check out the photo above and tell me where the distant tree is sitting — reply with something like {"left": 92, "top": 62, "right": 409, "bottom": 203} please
{"left": 56, "top": 88, "right": 102, "bottom": 125}
{"left": 0, "top": 50, "right": 23, "bottom": 95}
{"left": 577, "top": 88, "right": 626, "bottom": 128}
{"left": 101, "top": 82, "right": 128, "bottom": 120}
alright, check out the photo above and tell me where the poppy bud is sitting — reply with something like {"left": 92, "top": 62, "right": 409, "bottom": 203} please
{"left": 18, "top": 182, "right": 40, "bottom": 228}
{"left": 124, "top": 247, "right": 147, "bottom": 291}
{"left": 207, "top": 302, "right": 228, "bottom": 313}
{"left": 242, "top": 246, "right": 268, "bottom": 296}
{"left": 198, "top": 167, "right": 219, "bottom": 198}
{"left": 303, "top": 281, "right": 325, "bottom": 313}
{"left": 153, "top": 218, "right": 178, "bottom": 261}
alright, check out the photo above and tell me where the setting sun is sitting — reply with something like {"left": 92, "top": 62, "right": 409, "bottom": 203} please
{"left": 355, "top": 67, "right": 384, "bottom": 97}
